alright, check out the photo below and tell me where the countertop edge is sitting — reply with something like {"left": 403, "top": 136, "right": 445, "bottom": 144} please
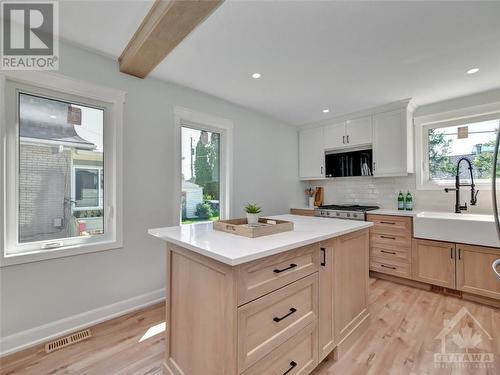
{"left": 368, "top": 209, "right": 419, "bottom": 217}
{"left": 148, "top": 222, "right": 373, "bottom": 266}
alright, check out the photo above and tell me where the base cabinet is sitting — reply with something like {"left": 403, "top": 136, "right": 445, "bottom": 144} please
{"left": 411, "top": 239, "right": 456, "bottom": 288}
{"left": 456, "top": 244, "right": 500, "bottom": 300}
{"left": 318, "top": 245, "right": 335, "bottom": 361}
{"left": 411, "top": 239, "right": 500, "bottom": 301}
{"left": 318, "top": 230, "right": 370, "bottom": 362}
{"left": 367, "top": 214, "right": 412, "bottom": 279}
{"left": 365, "top": 213, "right": 499, "bottom": 304}
{"left": 164, "top": 229, "right": 370, "bottom": 375}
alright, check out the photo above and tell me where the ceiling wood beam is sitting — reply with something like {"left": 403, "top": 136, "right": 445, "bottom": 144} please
{"left": 119, "top": 0, "right": 224, "bottom": 78}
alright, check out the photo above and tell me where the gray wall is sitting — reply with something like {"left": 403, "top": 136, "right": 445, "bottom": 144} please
{"left": 0, "top": 42, "right": 302, "bottom": 338}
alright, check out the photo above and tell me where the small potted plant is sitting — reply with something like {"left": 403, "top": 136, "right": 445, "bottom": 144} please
{"left": 244, "top": 203, "right": 262, "bottom": 226}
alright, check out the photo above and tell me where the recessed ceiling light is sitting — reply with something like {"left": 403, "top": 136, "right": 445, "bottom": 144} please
{"left": 322, "top": 109, "right": 330, "bottom": 113}
{"left": 252, "top": 73, "right": 261, "bottom": 79}
{"left": 49, "top": 115, "right": 57, "bottom": 119}
{"left": 466, "top": 68, "right": 479, "bottom": 75}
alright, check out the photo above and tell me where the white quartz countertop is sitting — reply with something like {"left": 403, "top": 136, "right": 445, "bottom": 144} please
{"left": 369, "top": 209, "right": 420, "bottom": 217}
{"left": 148, "top": 214, "right": 373, "bottom": 266}
{"left": 290, "top": 207, "right": 420, "bottom": 216}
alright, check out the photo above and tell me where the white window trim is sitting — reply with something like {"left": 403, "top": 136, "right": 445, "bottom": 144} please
{"left": 414, "top": 101, "right": 500, "bottom": 190}
{"left": 72, "top": 165, "right": 104, "bottom": 211}
{"left": 0, "top": 71, "right": 124, "bottom": 267}
{"left": 173, "top": 106, "right": 233, "bottom": 225}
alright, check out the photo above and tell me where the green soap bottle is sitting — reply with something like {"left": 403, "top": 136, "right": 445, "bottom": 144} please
{"left": 405, "top": 191, "right": 413, "bottom": 211}
{"left": 397, "top": 191, "right": 405, "bottom": 210}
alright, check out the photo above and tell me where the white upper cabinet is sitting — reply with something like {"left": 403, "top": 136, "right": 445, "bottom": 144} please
{"left": 324, "top": 116, "right": 372, "bottom": 150}
{"left": 298, "top": 100, "right": 413, "bottom": 180}
{"left": 299, "top": 127, "right": 325, "bottom": 179}
{"left": 372, "top": 108, "right": 414, "bottom": 177}
{"left": 324, "top": 122, "right": 346, "bottom": 150}
{"left": 346, "top": 116, "right": 372, "bottom": 146}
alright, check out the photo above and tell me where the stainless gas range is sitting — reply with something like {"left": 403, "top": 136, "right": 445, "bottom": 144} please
{"left": 314, "top": 204, "right": 380, "bottom": 221}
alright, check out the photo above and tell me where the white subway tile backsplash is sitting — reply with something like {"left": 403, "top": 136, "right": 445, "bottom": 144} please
{"left": 308, "top": 175, "right": 494, "bottom": 214}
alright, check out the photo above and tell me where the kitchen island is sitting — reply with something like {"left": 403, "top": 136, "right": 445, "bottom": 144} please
{"left": 149, "top": 214, "right": 372, "bottom": 375}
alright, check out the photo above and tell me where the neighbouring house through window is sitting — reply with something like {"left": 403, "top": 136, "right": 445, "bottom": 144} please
{"left": 17, "top": 93, "right": 104, "bottom": 243}
{"left": 181, "top": 126, "right": 221, "bottom": 224}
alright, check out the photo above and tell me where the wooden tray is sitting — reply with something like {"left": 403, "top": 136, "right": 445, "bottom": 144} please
{"left": 213, "top": 218, "right": 294, "bottom": 238}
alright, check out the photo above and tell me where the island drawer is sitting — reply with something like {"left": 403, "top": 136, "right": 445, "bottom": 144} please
{"left": 237, "top": 244, "right": 319, "bottom": 305}
{"left": 240, "top": 323, "right": 317, "bottom": 375}
{"left": 238, "top": 273, "right": 318, "bottom": 373}
{"left": 367, "top": 214, "right": 412, "bottom": 236}
{"left": 370, "top": 257, "right": 411, "bottom": 279}
{"left": 370, "top": 244, "right": 410, "bottom": 262}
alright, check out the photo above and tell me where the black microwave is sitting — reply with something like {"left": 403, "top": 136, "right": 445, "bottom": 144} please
{"left": 325, "top": 149, "right": 373, "bottom": 177}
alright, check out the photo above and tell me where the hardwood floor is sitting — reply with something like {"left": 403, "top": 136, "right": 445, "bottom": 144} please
{"left": 1, "top": 278, "right": 499, "bottom": 374}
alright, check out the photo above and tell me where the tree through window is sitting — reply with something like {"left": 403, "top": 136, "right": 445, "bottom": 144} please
{"left": 427, "top": 119, "right": 499, "bottom": 181}
{"left": 181, "top": 126, "right": 221, "bottom": 224}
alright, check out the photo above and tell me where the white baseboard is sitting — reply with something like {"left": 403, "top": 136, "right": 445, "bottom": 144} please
{"left": 0, "top": 288, "right": 166, "bottom": 357}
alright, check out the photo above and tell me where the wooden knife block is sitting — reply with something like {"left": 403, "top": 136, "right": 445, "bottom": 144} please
{"left": 314, "top": 187, "right": 323, "bottom": 207}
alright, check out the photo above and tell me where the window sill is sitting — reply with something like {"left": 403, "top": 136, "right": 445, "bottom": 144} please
{"left": 0, "top": 239, "right": 123, "bottom": 267}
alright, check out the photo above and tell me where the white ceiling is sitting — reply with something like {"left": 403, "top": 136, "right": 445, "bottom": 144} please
{"left": 58, "top": 1, "right": 500, "bottom": 126}
{"left": 58, "top": 0, "right": 154, "bottom": 59}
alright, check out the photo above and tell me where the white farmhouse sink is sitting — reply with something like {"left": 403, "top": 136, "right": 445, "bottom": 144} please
{"left": 414, "top": 212, "right": 500, "bottom": 248}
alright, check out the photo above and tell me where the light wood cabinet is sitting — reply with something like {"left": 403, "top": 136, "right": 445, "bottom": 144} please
{"left": 165, "top": 244, "right": 238, "bottom": 375}
{"left": 412, "top": 239, "right": 456, "bottom": 288}
{"left": 237, "top": 243, "right": 319, "bottom": 305}
{"left": 299, "top": 127, "right": 325, "bottom": 179}
{"left": 456, "top": 244, "right": 500, "bottom": 300}
{"left": 241, "top": 324, "right": 317, "bottom": 375}
{"left": 318, "top": 245, "right": 335, "bottom": 361}
{"left": 238, "top": 274, "right": 318, "bottom": 372}
{"left": 372, "top": 108, "right": 413, "bottom": 177}
{"left": 367, "top": 215, "right": 499, "bottom": 303}
{"left": 333, "top": 230, "right": 370, "bottom": 347}
{"left": 164, "top": 229, "right": 370, "bottom": 375}
{"left": 318, "top": 229, "right": 370, "bottom": 360}
{"left": 367, "top": 214, "right": 412, "bottom": 279}
{"left": 290, "top": 208, "right": 315, "bottom": 216}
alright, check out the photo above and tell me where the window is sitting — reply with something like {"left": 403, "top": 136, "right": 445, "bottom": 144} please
{"left": 415, "top": 103, "right": 500, "bottom": 189}
{"left": 73, "top": 167, "right": 104, "bottom": 210}
{"left": 181, "top": 126, "right": 221, "bottom": 224}
{"left": 174, "top": 106, "right": 233, "bottom": 225}
{"left": 2, "top": 74, "right": 123, "bottom": 266}
{"left": 426, "top": 120, "right": 499, "bottom": 182}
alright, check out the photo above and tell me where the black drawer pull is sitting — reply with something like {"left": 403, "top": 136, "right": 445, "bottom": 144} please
{"left": 381, "top": 264, "right": 397, "bottom": 270}
{"left": 380, "top": 235, "right": 396, "bottom": 240}
{"left": 380, "top": 221, "right": 396, "bottom": 225}
{"left": 274, "top": 263, "right": 297, "bottom": 274}
{"left": 283, "top": 361, "right": 297, "bottom": 375}
{"left": 381, "top": 250, "right": 396, "bottom": 255}
{"left": 273, "top": 308, "right": 297, "bottom": 322}
{"left": 320, "top": 247, "right": 326, "bottom": 266}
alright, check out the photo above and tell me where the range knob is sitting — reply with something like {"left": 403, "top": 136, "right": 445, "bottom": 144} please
{"left": 336, "top": 212, "right": 340, "bottom": 216}
{"left": 346, "top": 213, "right": 351, "bottom": 217}
{"left": 326, "top": 212, "right": 330, "bottom": 216}
{"left": 353, "top": 213, "right": 358, "bottom": 218}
